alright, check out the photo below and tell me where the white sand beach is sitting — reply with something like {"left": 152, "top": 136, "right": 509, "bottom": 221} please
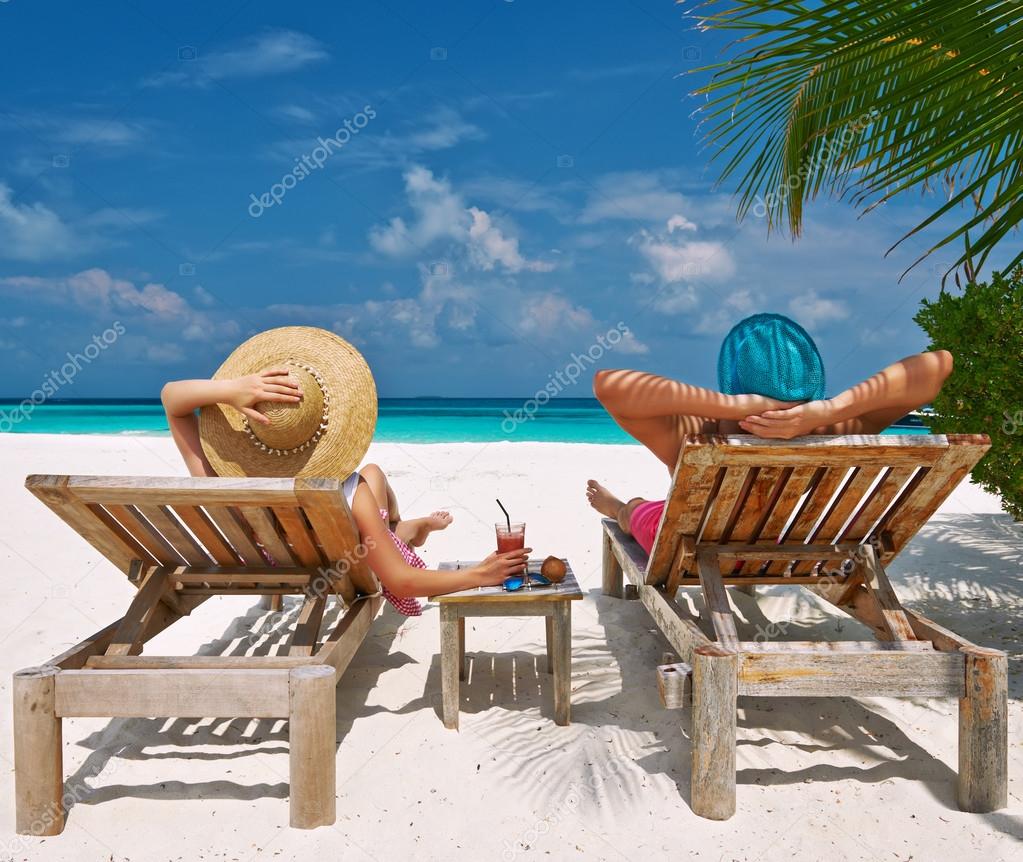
{"left": 0, "top": 433, "right": 1020, "bottom": 862}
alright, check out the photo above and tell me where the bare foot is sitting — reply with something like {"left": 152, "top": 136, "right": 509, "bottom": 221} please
{"left": 395, "top": 511, "right": 454, "bottom": 548}
{"left": 586, "top": 480, "right": 626, "bottom": 519}
{"left": 425, "top": 510, "right": 453, "bottom": 532}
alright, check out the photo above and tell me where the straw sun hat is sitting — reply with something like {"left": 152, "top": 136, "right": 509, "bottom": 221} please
{"left": 199, "top": 326, "right": 377, "bottom": 479}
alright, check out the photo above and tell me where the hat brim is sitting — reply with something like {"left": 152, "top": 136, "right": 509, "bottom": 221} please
{"left": 199, "top": 326, "right": 377, "bottom": 478}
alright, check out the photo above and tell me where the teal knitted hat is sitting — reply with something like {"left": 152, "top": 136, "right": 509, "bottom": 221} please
{"left": 717, "top": 313, "right": 826, "bottom": 402}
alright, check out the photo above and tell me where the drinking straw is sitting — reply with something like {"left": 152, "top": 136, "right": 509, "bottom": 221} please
{"left": 496, "top": 498, "right": 511, "bottom": 531}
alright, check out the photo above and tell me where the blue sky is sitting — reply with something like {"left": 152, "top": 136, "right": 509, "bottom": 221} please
{"left": 0, "top": 0, "right": 992, "bottom": 398}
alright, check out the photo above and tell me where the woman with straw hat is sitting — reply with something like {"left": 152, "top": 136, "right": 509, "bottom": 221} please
{"left": 584, "top": 313, "right": 954, "bottom": 555}
{"left": 161, "top": 326, "right": 530, "bottom": 615}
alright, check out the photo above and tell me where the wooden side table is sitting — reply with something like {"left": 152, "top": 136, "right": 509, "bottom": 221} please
{"left": 430, "top": 560, "right": 583, "bottom": 730}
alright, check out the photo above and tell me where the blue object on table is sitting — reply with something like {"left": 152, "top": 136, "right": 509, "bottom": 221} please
{"left": 504, "top": 573, "right": 552, "bottom": 591}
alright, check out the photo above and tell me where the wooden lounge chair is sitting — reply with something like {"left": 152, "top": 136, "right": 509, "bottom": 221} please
{"left": 600, "top": 433, "right": 1007, "bottom": 820}
{"left": 14, "top": 475, "right": 383, "bottom": 834}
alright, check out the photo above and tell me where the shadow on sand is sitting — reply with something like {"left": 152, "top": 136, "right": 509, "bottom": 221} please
{"left": 462, "top": 512, "right": 1023, "bottom": 836}
{"left": 60, "top": 512, "right": 1021, "bottom": 840}
{"left": 63, "top": 597, "right": 410, "bottom": 814}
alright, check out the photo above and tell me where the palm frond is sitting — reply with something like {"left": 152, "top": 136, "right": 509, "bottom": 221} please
{"left": 690, "top": 0, "right": 1023, "bottom": 281}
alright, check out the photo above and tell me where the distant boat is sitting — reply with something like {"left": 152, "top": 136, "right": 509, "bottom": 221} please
{"left": 894, "top": 409, "right": 930, "bottom": 429}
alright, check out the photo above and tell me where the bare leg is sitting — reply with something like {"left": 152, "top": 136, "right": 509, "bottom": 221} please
{"left": 359, "top": 463, "right": 453, "bottom": 548}
{"left": 586, "top": 481, "right": 647, "bottom": 535}
{"left": 359, "top": 463, "right": 400, "bottom": 524}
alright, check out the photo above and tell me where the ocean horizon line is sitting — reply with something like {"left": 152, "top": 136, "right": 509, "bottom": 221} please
{"left": 0, "top": 396, "right": 929, "bottom": 443}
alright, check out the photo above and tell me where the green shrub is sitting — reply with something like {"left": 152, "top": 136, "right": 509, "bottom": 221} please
{"left": 914, "top": 267, "right": 1023, "bottom": 519}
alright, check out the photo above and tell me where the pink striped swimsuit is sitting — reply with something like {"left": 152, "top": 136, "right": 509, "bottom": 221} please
{"left": 341, "top": 472, "right": 423, "bottom": 616}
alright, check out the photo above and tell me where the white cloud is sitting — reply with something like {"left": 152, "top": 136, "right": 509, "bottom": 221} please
{"left": 207, "top": 31, "right": 327, "bottom": 78}
{"left": 569, "top": 61, "right": 673, "bottom": 82}
{"left": 789, "top": 289, "right": 850, "bottom": 327}
{"left": 667, "top": 214, "right": 697, "bottom": 233}
{"left": 581, "top": 172, "right": 693, "bottom": 223}
{"left": 0, "top": 183, "right": 83, "bottom": 261}
{"left": 468, "top": 208, "right": 554, "bottom": 273}
{"left": 0, "top": 184, "right": 166, "bottom": 262}
{"left": 650, "top": 283, "right": 699, "bottom": 314}
{"left": 459, "top": 175, "right": 564, "bottom": 216}
{"left": 0, "top": 268, "right": 235, "bottom": 341}
{"left": 335, "top": 108, "right": 485, "bottom": 172}
{"left": 0, "top": 113, "right": 151, "bottom": 149}
{"left": 626, "top": 215, "right": 738, "bottom": 315}
{"left": 81, "top": 208, "right": 163, "bottom": 230}
{"left": 267, "top": 107, "right": 484, "bottom": 173}
{"left": 696, "top": 289, "right": 759, "bottom": 334}
{"left": 615, "top": 328, "right": 650, "bottom": 354}
{"left": 369, "top": 166, "right": 553, "bottom": 273}
{"left": 276, "top": 103, "right": 317, "bottom": 124}
{"left": 143, "top": 30, "right": 327, "bottom": 87}
{"left": 144, "top": 343, "right": 188, "bottom": 363}
{"left": 402, "top": 108, "right": 485, "bottom": 152}
{"left": 5, "top": 268, "right": 189, "bottom": 317}
{"left": 193, "top": 285, "right": 217, "bottom": 307}
{"left": 273, "top": 264, "right": 481, "bottom": 350}
{"left": 274, "top": 265, "right": 621, "bottom": 356}
{"left": 369, "top": 166, "right": 467, "bottom": 255}
{"left": 314, "top": 274, "right": 470, "bottom": 349}
{"left": 633, "top": 232, "right": 736, "bottom": 284}
{"left": 516, "top": 294, "right": 597, "bottom": 338}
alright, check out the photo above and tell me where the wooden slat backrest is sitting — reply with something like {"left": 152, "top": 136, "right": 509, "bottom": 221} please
{"left": 646, "top": 439, "right": 720, "bottom": 584}
{"left": 105, "top": 504, "right": 185, "bottom": 566}
{"left": 24, "top": 475, "right": 380, "bottom": 595}
{"left": 645, "top": 434, "right": 990, "bottom": 587}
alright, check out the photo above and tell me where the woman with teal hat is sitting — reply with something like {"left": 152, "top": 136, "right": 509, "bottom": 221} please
{"left": 585, "top": 313, "right": 954, "bottom": 555}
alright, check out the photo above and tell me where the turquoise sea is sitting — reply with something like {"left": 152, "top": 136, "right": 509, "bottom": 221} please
{"left": 0, "top": 398, "right": 929, "bottom": 443}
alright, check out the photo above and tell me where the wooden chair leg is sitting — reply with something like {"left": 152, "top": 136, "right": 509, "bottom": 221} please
{"left": 691, "top": 646, "right": 737, "bottom": 820}
{"left": 545, "top": 615, "right": 554, "bottom": 675}
{"left": 551, "top": 602, "right": 571, "bottom": 725}
{"left": 440, "top": 605, "right": 460, "bottom": 730}
{"left": 14, "top": 666, "right": 64, "bottom": 836}
{"left": 602, "top": 527, "right": 624, "bottom": 598}
{"left": 958, "top": 647, "right": 1008, "bottom": 812}
{"left": 697, "top": 550, "right": 740, "bottom": 648}
{"left": 258, "top": 595, "right": 284, "bottom": 612}
{"left": 288, "top": 665, "right": 336, "bottom": 829}
{"left": 458, "top": 617, "right": 466, "bottom": 681}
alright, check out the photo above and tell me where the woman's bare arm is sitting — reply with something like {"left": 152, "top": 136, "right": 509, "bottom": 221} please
{"left": 594, "top": 369, "right": 796, "bottom": 421}
{"left": 351, "top": 482, "right": 529, "bottom": 596}
{"left": 593, "top": 368, "right": 797, "bottom": 469}
{"left": 740, "top": 350, "right": 954, "bottom": 439}
{"left": 161, "top": 371, "right": 302, "bottom": 477}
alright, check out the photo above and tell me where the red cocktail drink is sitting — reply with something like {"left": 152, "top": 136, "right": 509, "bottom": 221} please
{"left": 495, "top": 522, "right": 527, "bottom": 578}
